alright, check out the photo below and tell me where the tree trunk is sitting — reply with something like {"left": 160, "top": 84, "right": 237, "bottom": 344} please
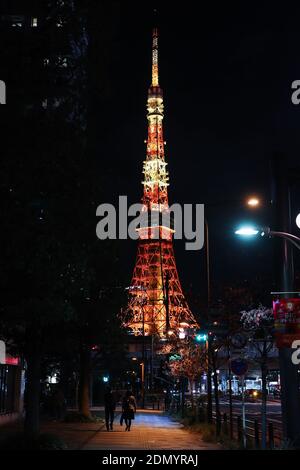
{"left": 189, "top": 379, "right": 195, "bottom": 411}
{"left": 24, "top": 349, "right": 42, "bottom": 439}
{"left": 181, "top": 376, "right": 185, "bottom": 418}
{"left": 261, "top": 361, "right": 268, "bottom": 449}
{"left": 78, "top": 344, "right": 91, "bottom": 418}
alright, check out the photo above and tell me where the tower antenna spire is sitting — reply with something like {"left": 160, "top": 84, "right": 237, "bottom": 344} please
{"left": 152, "top": 27, "right": 159, "bottom": 87}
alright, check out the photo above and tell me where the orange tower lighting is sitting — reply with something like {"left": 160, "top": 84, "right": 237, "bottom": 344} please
{"left": 122, "top": 29, "right": 198, "bottom": 337}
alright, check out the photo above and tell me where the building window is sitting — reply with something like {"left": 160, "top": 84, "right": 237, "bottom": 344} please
{"left": 10, "top": 15, "right": 24, "bottom": 27}
{"left": 31, "top": 17, "right": 38, "bottom": 27}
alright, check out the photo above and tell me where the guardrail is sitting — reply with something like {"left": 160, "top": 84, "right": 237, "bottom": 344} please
{"left": 212, "top": 411, "right": 283, "bottom": 448}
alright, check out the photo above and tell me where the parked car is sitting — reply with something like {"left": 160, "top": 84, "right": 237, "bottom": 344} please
{"left": 245, "top": 389, "right": 262, "bottom": 401}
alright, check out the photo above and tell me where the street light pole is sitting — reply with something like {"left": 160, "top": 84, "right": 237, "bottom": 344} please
{"left": 271, "top": 156, "right": 300, "bottom": 446}
{"left": 141, "top": 303, "right": 145, "bottom": 409}
{"left": 205, "top": 220, "right": 213, "bottom": 423}
{"left": 165, "top": 272, "right": 170, "bottom": 333}
{"left": 227, "top": 340, "right": 234, "bottom": 439}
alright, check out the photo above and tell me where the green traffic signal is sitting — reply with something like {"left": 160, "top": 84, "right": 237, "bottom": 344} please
{"left": 195, "top": 333, "right": 208, "bottom": 343}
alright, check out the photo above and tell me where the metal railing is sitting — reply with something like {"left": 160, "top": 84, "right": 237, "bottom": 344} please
{"left": 212, "top": 411, "right": 283, "bottom": 448}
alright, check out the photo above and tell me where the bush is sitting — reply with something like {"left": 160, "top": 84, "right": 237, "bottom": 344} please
{"left": 0, "top": 433, "right": 68, "bottom": 450}
{"left": 198, "top": 423, "right": 217, "bottom": 443}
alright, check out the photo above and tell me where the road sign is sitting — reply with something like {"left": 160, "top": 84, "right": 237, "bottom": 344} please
{"left": 230, "top": 357, "right": 248, "bottom": 376}
{"left": 231, "top": 333, "right": 247, "bottom": 350}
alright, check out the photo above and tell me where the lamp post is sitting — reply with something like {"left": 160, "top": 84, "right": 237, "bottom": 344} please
{"left": 141, "top": 300, "right": 145, "bottom": 409}
{"left": 235, "top": 224, "right": 300, "bottom": 444}
{"left": 164, "top": 272, "right": 171, "bottom": 334}
{"left": 204, "top": 221, "right": 213, "bottom": 423}
{"left": 235, "top": 225, "right": 300, "bottom": 251}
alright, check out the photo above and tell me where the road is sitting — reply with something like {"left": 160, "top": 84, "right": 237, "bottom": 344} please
{"left": 216, "top": 399, "right": 282, "bottom": 439}
{"left": 82, "top": 410, "right": 220, "bottom": 450}
{"left": 218, "top": 398, "right": 282, "bottom": 422}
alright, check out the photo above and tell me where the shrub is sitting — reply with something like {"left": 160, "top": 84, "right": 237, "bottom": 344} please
{"left": 0, "top": 433, "right": 68, "bottom": 450}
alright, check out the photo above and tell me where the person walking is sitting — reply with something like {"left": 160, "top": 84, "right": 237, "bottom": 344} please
{"left": 104, "top": 386, "right": 116, "bottom": 431}
{"left": 122, "top": 390, "right": 137, "bottom": 431}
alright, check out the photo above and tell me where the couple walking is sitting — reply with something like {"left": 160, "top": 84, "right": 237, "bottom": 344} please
{"left": 121, "top": 390, "right": 137, "bottom": 431}
{"left": 104, "top": 387, "right": 137, "bottom": 432}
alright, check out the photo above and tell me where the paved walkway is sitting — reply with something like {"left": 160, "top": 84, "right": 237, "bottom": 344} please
{"left": 0, "top": 410, "right": 220, "bottom": 450}
{"left": 82, "top": 410, "right": 220, "bottom": 450}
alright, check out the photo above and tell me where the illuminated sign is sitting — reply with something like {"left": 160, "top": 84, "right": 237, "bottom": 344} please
{"left": 6, "top": 356, "right": 20, "bottom": 366}
{"left": 273, "top": 298, "right": 300, "bottom": 348}
{"left": 0, "top": 340, "right": 5, "bottom": 364}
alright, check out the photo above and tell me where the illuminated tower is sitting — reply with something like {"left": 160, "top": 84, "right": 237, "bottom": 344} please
{"left": 123, "top": 29, "right": 198, "bottom": 336}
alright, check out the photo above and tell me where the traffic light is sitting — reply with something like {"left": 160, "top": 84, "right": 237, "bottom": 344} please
{"left": 194, "top": 332, "right": 208, "bottom": 343}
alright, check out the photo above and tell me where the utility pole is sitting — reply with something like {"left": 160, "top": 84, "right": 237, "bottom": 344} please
{"left": 271, "top": 154, "right": 300, "bottom": 445}
{"left": 141, "top": 304, "right": 145, "bottom": 409}
{"left": 205, "top": 221, "right": 213, "bottom": 423}
{"left": 165, "top": 272, "right": 170, "bottom": 333}
{"left": 227, "top": 340, "right": 234, "bottom": 439}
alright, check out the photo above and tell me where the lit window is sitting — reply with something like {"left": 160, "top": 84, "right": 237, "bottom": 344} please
{"left": 11, "top": 15, "right": 24, "bottom": 27}
{"left": 31, "top": 17, "right": 38, "bottom": 27}
{"left": 57, "top": 56, "right": 68, "bottom": 68}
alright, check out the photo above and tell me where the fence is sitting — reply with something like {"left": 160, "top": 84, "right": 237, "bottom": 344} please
{"left": 212, "top": 411, "right": 283, "bottom": 448}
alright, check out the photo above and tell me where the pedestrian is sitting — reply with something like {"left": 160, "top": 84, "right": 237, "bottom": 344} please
{"left": 122, "top": 390, "right": 137, "bottom": 431}
{"left": 104, "top": 386, "right": 116, "bottom": 431}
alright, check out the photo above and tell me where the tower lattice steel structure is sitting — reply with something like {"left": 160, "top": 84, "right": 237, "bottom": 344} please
{"left": 123, "top": 28, "right": 198, "bottom": 336}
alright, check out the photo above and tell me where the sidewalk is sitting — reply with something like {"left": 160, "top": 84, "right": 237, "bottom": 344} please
{"left": 82, "top": 410, "right": 220, "bottom": 450}
{"left": 0, "top": 410, "right": 220, "bottom": 450}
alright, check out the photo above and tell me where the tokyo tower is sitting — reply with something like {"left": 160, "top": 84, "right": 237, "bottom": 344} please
{"left": 123, "top": 28, "right": 198, "bottom": 337}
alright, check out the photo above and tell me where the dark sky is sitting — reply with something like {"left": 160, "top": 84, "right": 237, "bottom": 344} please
{"left": 2, "top": 1, "right": 299, "bottom": 299}
{"left": 105, "top": 2, "right": 300, "bottom": 296}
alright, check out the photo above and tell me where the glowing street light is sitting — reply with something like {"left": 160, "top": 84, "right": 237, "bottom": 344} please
{"left": 296, "top": 213, "right": 300, "bottom": 229}
{"left": 247, "top": 197, "right": 260, "bottom": 208}
{"left": 178, "top": 328, "right": 186, "bottom": 339}
{"left": 235, "top": 226, "right": 259, "bottom": 237}
{"left": 235, "top": 225, "right": 300, "bottom": 250}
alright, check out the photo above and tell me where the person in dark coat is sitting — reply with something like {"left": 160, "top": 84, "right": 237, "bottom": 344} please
{"left": 104, "top": 386, "right": 116, "bottom": 431}
{"left": 122, "top": 390, "right": 137, "bottom": 431}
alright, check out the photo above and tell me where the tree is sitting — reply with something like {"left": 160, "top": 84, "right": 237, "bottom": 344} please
{"left": 160, "top": 337, "right": 206, "bottom": 413}
{"left": 0, "top": 1, "right": 87, "bottom": 437}
{"left": 240, "top": 304, "right": 274, "bottom": 449}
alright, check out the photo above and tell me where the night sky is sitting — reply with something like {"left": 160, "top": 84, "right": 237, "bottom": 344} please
{"left": 103, "top": 3, "right": 300, "bottom": 296}
{"left": 2, "top": 2, "right": 300, "bottom": 300}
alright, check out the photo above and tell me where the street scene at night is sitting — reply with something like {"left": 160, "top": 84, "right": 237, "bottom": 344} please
{"left": 1, "top": 0, "right": 300, "bottom": 463}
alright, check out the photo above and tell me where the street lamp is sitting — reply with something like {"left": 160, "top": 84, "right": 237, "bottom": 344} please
{"left": 247, "top": 197, "right": 260, "bottom": 208}
{"left": 235, "top": 226, "right": 259, "bottom": 236}
{"left": 296, "top": 213, "right": 300, "bottom": 229}
{"left": 235, "top": 225, "right": 300, "bottom": 251}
